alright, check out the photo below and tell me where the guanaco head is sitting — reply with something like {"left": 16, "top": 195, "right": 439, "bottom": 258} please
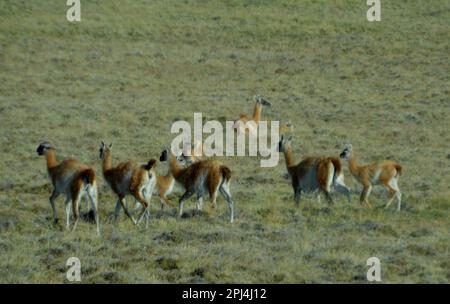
{"left": 159, "top": 148, "right": 170, "bottom": 162}
{"left": 280, "top": 120, "right": 294, "bottom": 135}
{"left": 277, "top": 134, "right": 293, "bottom": 153}
{"left": 36, "top": 142, "right": 55, "bottom": 156}
{"left": 177, "top": 152, "right": 195, "bottom": 166}
{"left": 255, "top": 95, "right": 271, "bottom": 107}
{"left": 160, "top": 148, "right": 189, "bottom": 166}
{"left": 339, "top": 144, "right": 353, "bottom": 160}
{"left": 99, "top": 141, "right": 113, "bottom": 159}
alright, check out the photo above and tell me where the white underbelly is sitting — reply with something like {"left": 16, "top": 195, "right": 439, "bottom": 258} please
{"left": 165, "top": 180, "right": 175, "bottom": 196}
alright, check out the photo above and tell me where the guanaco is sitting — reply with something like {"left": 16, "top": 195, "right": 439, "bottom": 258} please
{"left": 99, "top": 141, "right": 156, "bottom": 227}
{"left": 159, "top": 148, "right": 235, "bottom": 223}
{"left": 232, "top": 95, "right": 271, "bottom": 135}
{"left": 339, "top": 144, "right": 403, "bottom": 210}
{"left": 36, "top": 142, "right": 100, "bottom": 234}
{"left": 278, "top": 135, "right": 351, "bottom": 206}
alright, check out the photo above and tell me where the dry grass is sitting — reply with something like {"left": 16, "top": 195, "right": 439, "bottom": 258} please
{"left": 0, "top": 0, "right": 449, "bottom": 283}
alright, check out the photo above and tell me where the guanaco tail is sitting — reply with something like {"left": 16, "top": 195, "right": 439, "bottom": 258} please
{"left": 159, "top": 148, "right": 235, "bottom": 223}
{"left": 340, "top": 144, "right": 403, "bottom": 210}
{"left": 99, "top": 141, "right": 156, "bottom": 228}
{"left": 36, "top": 142, "right": 100, "bottom": 235}
{"left": 278, "top": 135, "right": 351, "bottom": 206}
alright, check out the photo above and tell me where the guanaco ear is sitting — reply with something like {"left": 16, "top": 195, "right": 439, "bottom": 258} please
{"left": 109, "top": 143, "right": 113, "bottom": 149}
{"left": 288, "top": 135, "right": 293, "bottom": 142}
{"left": 101, "top": 141, "right": 105, "bottom": 147}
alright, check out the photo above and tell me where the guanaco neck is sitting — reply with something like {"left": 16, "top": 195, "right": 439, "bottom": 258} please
{"left": 102, "top": 150, "right": 113, "bottom": 173}
{"left": 252, "top": 102, "right": 262, "bottom": 123}
{"left": 45, "top": 149, "right": 58, "bottom": 172}
{"left": 348, "top": 156, "right": 360, "bottom": 177}
{"left": 283, "top": 146, "right": 296, "bottom": 174}
{"left": 168, "top": 153, "right": 182, "bottom": 180}
{"left": 162, "top": 167, "right": 174, "bottom": 182}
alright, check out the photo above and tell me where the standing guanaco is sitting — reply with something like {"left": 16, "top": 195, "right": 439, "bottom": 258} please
{"left": 278, "top": 135, "right": 351, "bottom": 206}
{"left": 339, "top": 144, "right": 403, "bottom": 210}
{"left": 159, "top": 148, "right": 235, "bottom": 223}
{"left": 99, "top": 142, "right": 156, "bottom": 227}
{"left": 232, "top": 95, "right": 271, "bottom": 135}
{"left": 36, "top": 142, "right": 100, "bottom": 234}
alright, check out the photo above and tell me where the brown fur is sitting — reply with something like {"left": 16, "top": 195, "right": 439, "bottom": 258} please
{"left": 36, "top": 142, "right": 99, "bottom": 234}
{"left": 238, "top": 102, "right": 262, "bottom": 124}
{"left": 279, "top": 121, "right": 294, "bottom": 136}
{"left": 341, "top": 145, "right": 402, "bottom": 210}
{"left": 233, "top": 96, "right": 271, "bottom": 134}
{"left": 100, "top": 142, "right": 156, "bottom": 226}
{"left": 80, "top": 168, "right": 96, "bottom": 185}
{"left": 279, "top": 137, "right": 351, "bottom": 206}
{"left": 154, "top": 170, "right": 176, "bottom": 208}
{"left": 160, "top": 149, "right": 235, "bottom": 222}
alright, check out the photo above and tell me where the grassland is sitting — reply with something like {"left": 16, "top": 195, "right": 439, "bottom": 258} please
{"left": 0, "top": 0, "right": 449, "bottom": 283}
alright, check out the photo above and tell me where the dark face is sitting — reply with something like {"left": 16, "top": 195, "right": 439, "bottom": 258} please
{"left": 36, "top": 145, "right": 45, "bottom": 156}
{"left": 260, "top": 98, "right": 271, "bottom": 107}
{"left": 99, "top": 145, "right": 105, "bottom": 159}
{"left": 340, "top": 148, "right": 350, "bottom": 159}
{"left": 36, "top": 143, "right": 51, "bottom": 156}
{"left": 99, "top": 142, "right": 112, "bottom": 159}
{"left": 159, "top": 149, "right": 168, "bottom": 162}
{"left": 256, "top": 96, "right": 271, "bottom": 107}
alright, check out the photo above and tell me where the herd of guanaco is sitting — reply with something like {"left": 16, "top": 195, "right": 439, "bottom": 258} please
{"left": 37, "top": 96, "right": 403, "bottom": 235}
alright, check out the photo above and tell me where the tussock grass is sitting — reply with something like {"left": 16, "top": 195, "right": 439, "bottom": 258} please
{"left": 0, "top": 0, "right": 449, "bottom": 283}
